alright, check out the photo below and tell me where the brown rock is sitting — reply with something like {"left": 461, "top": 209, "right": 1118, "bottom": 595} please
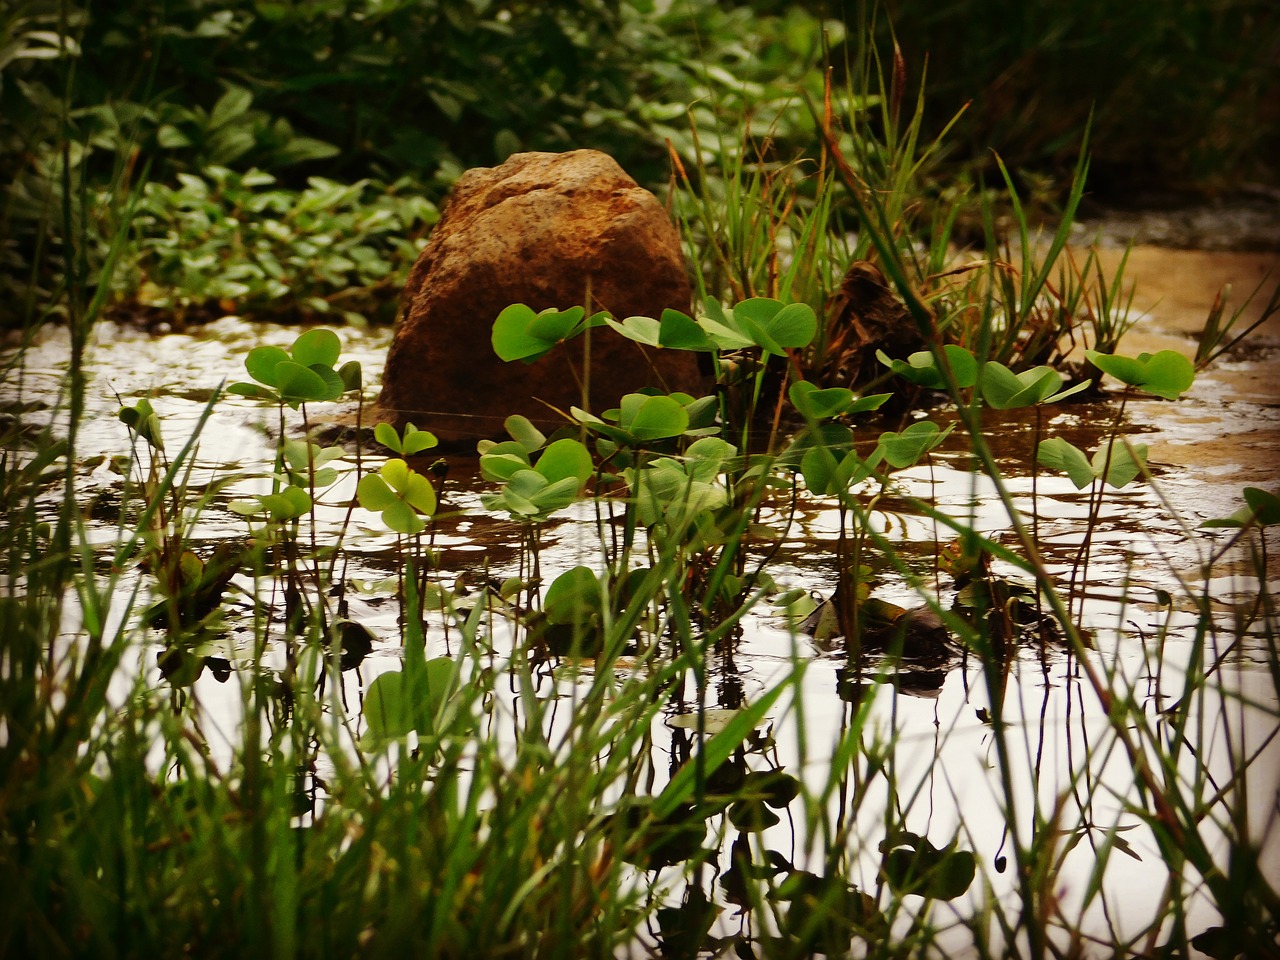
{"left": 376, "top": 149, "right": 705, "bottom": 443}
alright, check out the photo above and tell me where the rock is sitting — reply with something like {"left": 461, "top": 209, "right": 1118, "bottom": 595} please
{"left": 376, "top": 149, "right": 705, "bottom": 443}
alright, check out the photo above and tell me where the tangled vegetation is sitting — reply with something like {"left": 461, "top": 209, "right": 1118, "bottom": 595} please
{"left": 3, "top": 2, "right": 1279, "bottom": 958}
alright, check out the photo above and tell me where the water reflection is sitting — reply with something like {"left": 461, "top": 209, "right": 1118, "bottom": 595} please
{"left": 6, "top": 314, "right": 1276, "bottom": 956}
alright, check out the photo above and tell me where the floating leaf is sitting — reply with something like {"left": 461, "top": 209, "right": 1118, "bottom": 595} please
{"left": 543, "top": 565, "right": 604, "bottom": 625}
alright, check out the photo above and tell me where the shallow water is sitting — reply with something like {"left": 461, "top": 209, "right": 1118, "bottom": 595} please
{"left": 4, "top": 243, "right": 1278, "bottom": 956}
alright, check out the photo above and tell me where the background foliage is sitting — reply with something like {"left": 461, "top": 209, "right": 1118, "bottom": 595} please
{"left": 3, "top": 0, "right": 1276, "bottom": 326}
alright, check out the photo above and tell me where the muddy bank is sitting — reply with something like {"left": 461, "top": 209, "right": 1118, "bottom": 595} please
{"left": 1076, "top": 244, "right": 1279, "bottom": 516}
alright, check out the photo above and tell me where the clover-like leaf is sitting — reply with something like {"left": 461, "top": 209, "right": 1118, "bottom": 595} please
{"left": 374, "top": 421, "right": 438, "bottom": 456}
{"left": 479, "top": 440, "right": 534, "bottom": 482}
{"left": 361, "top": 656, "right": 458, "bottom": 747}
{"left": 535, "top": 437, "right": 593, "bottom": 486}
{"left": 1086, "top": 349, "right": 1195, "bottom": 400}
{"left": 357, "top": 458, "right": 436, "bottom": 534}
{"left": 118, "top": 398, "right": 164, "bottom": 450}
{"left": 658, "top": 308, "right": 715, "bottom": 351}
{"left": 1201, "top": 487, "right": 1280, "bottom": 528}
{"left": 492, "top": 304, "right": 606, "bottom": 363}
{"left": 244, "top": 344, "right": 291, "bottom": 387}
{"left": 1038, "top": 437, "right": 1147, "bottom": 489}
{"left": 980, "top": 362, "right": 1085, "bottom": 409}
{"left": 878, "top": 420, "right": 951, "bottom": 468}
{"left": 291, "top": 328, "right": 341, "bottom": 368}
{"left": 1036, "top": 437, "right": 1095, "bottom": 488}
{"left": 880, "top": 832, "right": 977, "bottom": 901}
{"left": 877, "top": 344, "right": 979, "bottom": 389}
{"left": 790, "top": 381, "right": 854, "bottom": 420}
{"left": 626, "top": 394, "right": 689, "bottom": 442}
{"left": 229, "top": 483, "right": 312, "bottom": 521}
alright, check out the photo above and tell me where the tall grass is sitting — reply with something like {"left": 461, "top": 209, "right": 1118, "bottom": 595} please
{"left": 4, "top": 13, "right": 1278, "bottom": 960}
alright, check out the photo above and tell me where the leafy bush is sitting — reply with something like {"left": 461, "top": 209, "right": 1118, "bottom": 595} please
{"left": 1, "top": 0, "right": 841, "bottom": 326}
{"left": 116, "top": 167, "right": 437, "bottom": 325}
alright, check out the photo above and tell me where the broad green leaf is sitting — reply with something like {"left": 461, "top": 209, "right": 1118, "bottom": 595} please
{"left": 1091, "top": 440, "right": 1147, "bottom": 489}
{"left": 361, "top": 656, "right": 458, "bottom": 747}
{"left": 980, "top": 362, "right": 1064, "bottom": 409}
{"left": 261, "top": 485, "right": 312, "bottom": 520}
{"left": 1202, "top": 487, "right": 1280, "bottom": 528}
{"left": 697, "top": 316, "right": 754, "bottom": 350}
{"left": 658, "top": 309, "right": 714, "bottom": 351}
{"left": 338, "top": 359, "right": 362, "bottom": 391}
{"left": 605, "top": 314, "right": 662, "bottom": 347}
{"left": 381, "top": 500, "right": 425, "bottom": 535}
{"left": 790, "top": 380, "right": 854, "bottom": 420}
{"left": 504, "top": 415, "right": 546, "bottom": 454}
{"left": 764, "top": 301, "right": 818, "bottom": 350}
{"left": 535, "top": 437, "right": 593, "bottom": 485}
{"left": 400, "top": 423, "right": 438, "bottom": 455}
{"left": 227, "top": 382, "right": 278, "bottom": 401}
{"left": 357, "top": 473, "right": 399, "bottom": 511}
{"left": 374, "top": 422, "right": 404, "bottom": 452}
{"left": 244, "top": 344, "right": 291, "bottom": 386}
{"left": 274, "top": 360, "right": 329, "bottom": 402}
{"left": 849, "top": 393, "right": 892, "bottom": 413}
{"left": 530, "top": 475, "right": 583, "bottom": 514}
{"left": 878, "top": 420, "right": 950, "bottom": 468}
{"left": 1244, "top": 487, "right": 1280, "bottom": 526}
{"left": 291, "top": 328, "right": 341, "bottom": 368}
{"left": 1037, "top": 437, "right": 1095, "bottom": 489}
{"left": 480, "top": 444, "right": 533, "bottom": 482}
{"left": 627, "top": 395, "right": 689, "bottom": 442}
{"left": 210, "top": 84, "right": 253, "bottom": 128}
{"left": 683, "top": 436, "right": 737, "bottom": 482}
{"left": 118, "top": 398, "right": 164, "bottom": 450}
{"left": 543, "top": 565, "right": 603, "bottom": 625}
{"left": 492, "top": 303, "right": 551, "bottom": 362}
{"left": 528, "top": 305, "right": 585, "bottom": 342}
{"left": 1086, "top": 349, "right": 1195, "bottom": 400}
{"left": 381, "top": 458, "right": 436, "bottom": 514}
{"left": 877, "top": 344, "right": 979, "bottom": 389}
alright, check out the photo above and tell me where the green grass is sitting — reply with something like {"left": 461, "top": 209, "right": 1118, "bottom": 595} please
{"left": 3, "top": 5, "right": 1279, "bottom": 957}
